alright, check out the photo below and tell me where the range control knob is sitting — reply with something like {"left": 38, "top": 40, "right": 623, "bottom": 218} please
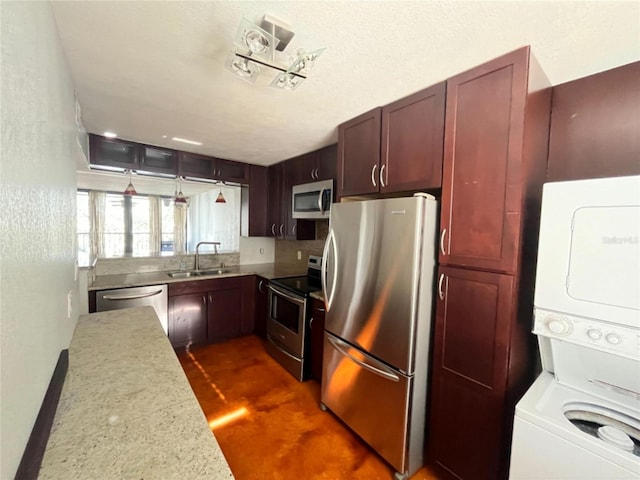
{"left": 587, "top": 329, "right": 603, "bottom": 340}
{"left": 544, "top": 315, "right": 572, "bottom": 336}
{"left": 605, "top": 333, "right": 622, "bottom": 345}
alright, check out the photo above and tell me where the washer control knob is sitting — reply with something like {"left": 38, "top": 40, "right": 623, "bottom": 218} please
{"left": 544, "top": 315, "right": 572, "bottom": 336}
{"left": 605, "top": 333, "right": 622, "bottom": 345}
{"left": 587, "top": 328, "right": 603, "bottom": 340}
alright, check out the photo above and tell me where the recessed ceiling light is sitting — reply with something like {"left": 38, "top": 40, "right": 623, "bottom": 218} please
{"left": 172, "top": 137, "right": 202, "bottom": 146}
{"left": 103, "top": 131, "right": 118, "bottom": 138}
{"left": 162, "top": 135, "right": 167, "bottom": 138}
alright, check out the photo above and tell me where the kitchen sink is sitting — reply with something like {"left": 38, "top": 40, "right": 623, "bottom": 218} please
{"left": 167, "top": 269, "right": 231, "bottom": 279}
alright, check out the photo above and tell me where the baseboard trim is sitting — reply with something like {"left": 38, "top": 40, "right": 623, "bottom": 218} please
{"left": 14, "top": 349, "right": 69, "bottom": 480}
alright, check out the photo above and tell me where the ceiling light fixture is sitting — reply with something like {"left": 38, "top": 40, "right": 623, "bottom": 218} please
{"left": 123, "top": 169, "right": 137, "bottom": 196}
{"left": 172, "top": 137, "right": 203, "bottom": 146}
{"left": 215, "top": 187, "right": 226, "bottom": 204}
{"left": 225, "top": 14, "right": 325, "bottom": 90}
{"left": 103, "top": 131, "right": 118, "bottom": 138}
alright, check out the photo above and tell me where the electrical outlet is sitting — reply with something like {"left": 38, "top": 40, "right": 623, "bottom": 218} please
{"left": 67, "top": 290, "right": 73, "bottom": 319}
{"left": 297, "top": 251, "right": 302, "bottom": 260}
{"left": 259, "top": 248, "right": 264, "bottom": 254}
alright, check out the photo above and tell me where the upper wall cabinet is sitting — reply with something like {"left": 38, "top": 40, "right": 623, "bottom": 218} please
{"left": 337, "top": 108, "right": 382, "bottom": 197}
{"left": 179, "top": 152, "right": 248, "bottom": 184}
{"left": 89, "top": 134, "right": 140, "bottom": 170}
{"left": 337, "top": 82, "right": 446, "bottom": 198}
{"left": 288, "top": 144, "right": 337, "bottom": 184}
{"left": 438, "top": 46, "right": 551, "bottom": 274}
{"left": 380, "top": 82, "right": 446, "bottom": 192}
{"left": 140, "top": 145, "right": 178, "bottom": 176}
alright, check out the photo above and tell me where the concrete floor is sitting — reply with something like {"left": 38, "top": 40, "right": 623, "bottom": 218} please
{"left": 178, "top": 335, "right": 441, "bottom": 480}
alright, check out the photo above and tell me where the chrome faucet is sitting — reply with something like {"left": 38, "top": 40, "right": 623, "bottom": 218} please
{"left": 195, "top": 241, "right": 220, "bottom": 271}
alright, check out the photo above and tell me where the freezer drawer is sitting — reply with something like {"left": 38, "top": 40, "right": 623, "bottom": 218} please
{"left": 321, "top": 332, "right": 413, "bottom": 475}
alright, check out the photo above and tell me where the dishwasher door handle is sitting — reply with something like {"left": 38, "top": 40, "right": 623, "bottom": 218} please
{"left": 102, "top": 289, "right": 165, "bottom": 301}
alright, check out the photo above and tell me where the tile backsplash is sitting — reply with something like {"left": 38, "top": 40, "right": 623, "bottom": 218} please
{"left": 274, "top": 220, "right": 328, "bottom": 267}
{"left": 94, "top": 252, "right": 239, "bottom": 276}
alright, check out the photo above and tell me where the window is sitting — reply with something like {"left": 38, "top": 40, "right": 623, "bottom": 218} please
{"left": 77, "top": 185, "right": 241, "bottom": 257}
{"left": 77, "top": 191, "right": 90, "bottom": 257}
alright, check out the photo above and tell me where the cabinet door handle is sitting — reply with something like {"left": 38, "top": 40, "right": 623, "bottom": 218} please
{"left": 438, "top": 274, "right": 445, "bottom": 300}
{"left": 315, "top": 168, "right": 320, "bottom": 179}
{"left": 279, "top": 224, "right": 284, "bottom": 237}
{"left": 380, "top": 164, "right": 386, "bottom": 188}
{"left": 258, "top": 280, "right": 266, "bottom": 294}
{"left": 440, "top": 228, "right": 447, "bottom": 256}
{"left": 208, "top": 294, "right": 213, "bottom": 303}
{"left": 271, "top": 224, "right": 276, "bottom": 236}
{"left": 309, "top": 317, "right": 314, "bottom": 328}
{"left": 371, "top": 164, "right": 377, "bottom": 187}
{"left": 293, "top": 224, "right": 297, "bottom": 235}
{"left": 202, "top": 295, "right": 207, "bottom": 305}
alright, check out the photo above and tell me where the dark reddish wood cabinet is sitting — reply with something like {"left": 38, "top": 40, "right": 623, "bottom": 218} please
{"left": 178, "top": 152, "right": 248, "bottom": 184}
{"left": 429, "top": 46, "right": 552, "bottom": 480}
{"left": 168, "top": 276, "right": 252, "bottom": 348}
{"left": 140, "top": 145, "right": 178, "bottom": 175}
{"left": 241, "top": 165, "right": 269, "bottom": 237}
{"left": 287, "top": 144, "right": 337, "bottom": 184}
{"left": 547, "top": 60, "right": 640, "bottom": 182}
{"left": 266, "top": 161, "right": 315, "bottom": 240}
{"left": 254, "top": 276, "right": 269, "bottom": 339}
{"left": 309, "top": 298, "right": 326, "bottom": 382}
{"left": 439, "top": 47, "right": 550, "bottom": 275}
{"left": 178, "top": 151, "right": 215, "bottom": 178}
{"left": 430, "top": 266, "right": 515, "bottom": 480}
{"left": 337, "top": 108, "right": 382, "bottom": 197}
{"left": 89, "top": 134, "right": 140, "bottom": 170}
{"left": 338, "top": 83, "right": 446, "bottom": 198}
{"left": 317, "top": 144, "right": 337, "bottom": 181}
{"left": 380, "top": 82, "right": 446, "bottom": 192}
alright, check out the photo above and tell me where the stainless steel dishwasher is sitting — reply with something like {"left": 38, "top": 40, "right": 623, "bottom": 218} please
{"left": 96, "top": 285, "right": 168, "bottom": 334}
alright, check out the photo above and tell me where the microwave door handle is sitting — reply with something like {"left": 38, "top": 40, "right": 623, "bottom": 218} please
{"left": 267, "top": 284, "right": 305, "bottom": 307}
{"left": 318, "top": 188, "right": 326, "bottom": 214}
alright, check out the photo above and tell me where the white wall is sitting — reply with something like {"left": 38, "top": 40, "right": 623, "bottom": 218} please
{"left": 0, "top": 2, "right": 79, "bottom": 478}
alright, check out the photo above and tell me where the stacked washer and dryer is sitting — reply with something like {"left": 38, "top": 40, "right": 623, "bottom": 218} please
{"left": 509, "top": 175, "right": 640, "bottom": 479}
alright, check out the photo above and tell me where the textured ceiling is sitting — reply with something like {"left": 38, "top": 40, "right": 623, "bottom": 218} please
{"left": 53, "top": 1, "right": 640, "bottom": 170}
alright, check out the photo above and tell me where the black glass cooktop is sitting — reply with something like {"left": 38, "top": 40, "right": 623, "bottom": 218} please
{"left": 270, "top": 275, "right": 322, "bottom": 296}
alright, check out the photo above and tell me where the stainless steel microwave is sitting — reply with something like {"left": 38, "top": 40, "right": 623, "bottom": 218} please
{"left": 292, "top": 179, "right": 333, "bottom": 219}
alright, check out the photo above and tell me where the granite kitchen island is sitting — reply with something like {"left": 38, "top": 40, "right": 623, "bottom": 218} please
{"left": 39, "top": 306, "right": 233, "bottom": 479}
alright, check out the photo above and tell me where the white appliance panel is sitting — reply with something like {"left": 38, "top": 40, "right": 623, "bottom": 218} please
{"left": 535, "top": 175, "right": 640, "bottom": 329}
{"left": 509, "top": 372, "right": 640, "bottom": 479}
{"left": 569, "top": 206, "right": 639, "bottom": 311}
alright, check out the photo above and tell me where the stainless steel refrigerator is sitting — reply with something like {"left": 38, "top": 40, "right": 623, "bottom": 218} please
{"left": 320, "top": 194, "right": 437, "bottom": 480}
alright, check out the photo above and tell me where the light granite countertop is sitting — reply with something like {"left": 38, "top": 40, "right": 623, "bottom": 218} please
{"left": 39, "top": 307, "right": 234, "bottom": 480}
{"left": 90, "top": 262, "right": 308, "bottom": 291}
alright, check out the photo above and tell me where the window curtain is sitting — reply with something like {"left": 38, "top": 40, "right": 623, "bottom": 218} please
{"left": 149, "top": 195, "right": 161, "bottom": 255}
{"left": 89, "top": 190, "right": 105, "bottom": 258}
{"left": 174, "top": 203, "right": 187, "bottom": 254}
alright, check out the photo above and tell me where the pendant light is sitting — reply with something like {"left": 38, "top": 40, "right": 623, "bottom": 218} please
{"left": 123, "top": 169, "right": 137, "bottom": 196}
{"left": 174, "top": 176, "right": 188, "bottom": 205}
{"left": 215, "top": 187, "right": 226, "bottom": 204}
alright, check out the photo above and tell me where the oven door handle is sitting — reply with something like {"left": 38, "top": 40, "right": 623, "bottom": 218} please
{"left": 268, "top": 284, "right": 305, "bottom": 306}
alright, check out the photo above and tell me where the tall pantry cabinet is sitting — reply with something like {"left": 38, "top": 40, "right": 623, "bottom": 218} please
{"left": 428, "top": 47, "right": 552, "bottom": 480}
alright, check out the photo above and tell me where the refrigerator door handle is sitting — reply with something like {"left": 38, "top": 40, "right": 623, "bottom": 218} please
{"left": 322, "top": 229, "right": 338, "bottom": 311}
{"left": 328, "top": 336, "right": 400, "bottom": 382}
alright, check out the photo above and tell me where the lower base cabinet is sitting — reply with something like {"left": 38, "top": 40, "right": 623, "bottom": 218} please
{"left": 309, "top": 298, "right": 326, "bottom": 381}
{"left": 254, "top": 277, "right": 269, "bottom": 339}
{"left": 428, "top": 266, "right": 517, "bottom": 480}
{"left": 168, "top": 276, "right": 255, "bottom": 349}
